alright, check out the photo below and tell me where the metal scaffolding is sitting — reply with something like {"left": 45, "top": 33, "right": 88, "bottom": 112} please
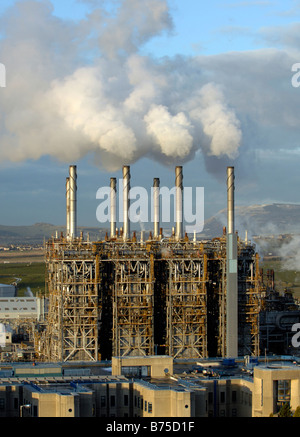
{"left": 42, "top": 238, "right": 99, "bottom": 362}
{"left": 38, "top": 164, "right": 263, "bottom": 362}
{"left": 39, "top": 231, "right": 262, "bottom": 362}
{"left": 165, "top": 254, "right": 207, "bottom": 358}
{"left": 109, "top": 242, "right": 154, "bottom": 357}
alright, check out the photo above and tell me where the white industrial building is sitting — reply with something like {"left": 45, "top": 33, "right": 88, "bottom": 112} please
{"left": 0, "top": 284, "right": 16, "bottom": 298}
{"left": 0, "top": 297, "right": 45, "bottom": 320}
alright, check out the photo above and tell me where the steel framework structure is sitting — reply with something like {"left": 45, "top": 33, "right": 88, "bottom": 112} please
{"left": 43, "top": 238, "right": 99, "bottom": 362}
{"left": 165, "top": 255, "right": 207, "bottom": 358}
{"left": 40, "top": 235, "right": 262, "bottom": 362}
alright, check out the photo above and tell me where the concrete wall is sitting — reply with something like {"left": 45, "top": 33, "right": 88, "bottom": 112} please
{"left": 112, "top": 356, "right": 173, "bottom": 378}
{"left": 199, "top": 378, "right": 253, "bottom": 417}
{"left": 132, "top": 381, "right": 196, "bottom": 417}
{"left": 253, "top": 365, "right": 300, "bottom": 417}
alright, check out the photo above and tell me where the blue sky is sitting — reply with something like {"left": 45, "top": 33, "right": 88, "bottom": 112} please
{"left": 0, "top": 0, "right": 300, "bottom": 236}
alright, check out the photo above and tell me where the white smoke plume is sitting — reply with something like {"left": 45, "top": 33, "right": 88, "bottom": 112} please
{"left": 0, "top": 0, "right": 242, "bottom": 171}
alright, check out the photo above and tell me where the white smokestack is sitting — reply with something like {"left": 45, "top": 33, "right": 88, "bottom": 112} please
{"left": 153, "top": 177, "right": 160, "bottom": 238}
{"left": 175, "top": 166, "right": 183, "bottom": 240}
{"left": 226, "top": 166, "right": 238, "bottom": 358}
{"left": 66, "top": 176, "right": 70, "bottom": 238}
{"left": 110, "top": 177, "right": 117, "bottom": 238}
{"left": 69, "top": 165, "right": 77, "bottom": 239}
{"left": 227, "top": 166, "right": 235, "bottom": 235}
{"left": 123, "top": 165, "right": 130, "bottom": 241}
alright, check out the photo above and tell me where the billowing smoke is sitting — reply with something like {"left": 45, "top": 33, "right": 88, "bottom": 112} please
{"left": 0, "top": 0, "right": 242, "bottom": 171}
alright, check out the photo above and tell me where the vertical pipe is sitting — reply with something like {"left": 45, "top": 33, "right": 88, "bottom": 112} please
{"left": 123, "top": 165, "right": 130, "bottom": 241}
{"left": 110, "top": 177, "right": 117, "bottom": 238}
{"left": 66, "top": 177, "right": 70, "bottom": 238}
{"left": 69, "top": 165, "right": 77, "bottom": 239}
{"left": 175, "top": 166, "right": 183, "bottom": 240}
{"left": 226, "top": 166, "right": 238, "bottom": 358}
{"left": 153, "top": 178, "right": 160, "bottom": 239}
{"left": 227, "top": 166, "right": 235, "bottom": 235}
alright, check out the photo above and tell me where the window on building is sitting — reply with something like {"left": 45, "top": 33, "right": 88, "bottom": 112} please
{"left": 121, "top": 366, "right": 150, "bottom": 377}
{"left": 101, "top": 396, "right": 106, "bottom": 407}
{"left": 148, "top": 403, "right": 152, "bottom": 413}
{"left": 232, "top": 391, "right": 237, "bottom": 403}
{"left": 124, "top": 395, "right": 128, "bottom": 406}
{"left": 220, "top": 391, "right": 225, "bottom": 403}
{"left": 277, "top": 380, "right": 291, "bottom": 409}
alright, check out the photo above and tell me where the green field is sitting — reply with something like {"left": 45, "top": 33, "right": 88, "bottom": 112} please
{"left": 0, "top": 262, "right": 46, "bottom": 296}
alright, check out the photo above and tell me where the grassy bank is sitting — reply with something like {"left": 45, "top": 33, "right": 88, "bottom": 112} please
{"left": 0, "top": 262, "right": 46, "bottom": 296}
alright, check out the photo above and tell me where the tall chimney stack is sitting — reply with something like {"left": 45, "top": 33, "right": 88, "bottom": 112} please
{"left": 226, "top": 166, "right": 238, "bottom": 358}
{"left": 69, "top": 165, "right": 77, "bottom": 239}
{"left": 175, "top": 166, "right": 183, "bottom": 240}
{"left": 227, "top": 166, "right": 235, "bottom": 235}
{"left": 123, "top": 165, "right": 130, "bottom": 241}
{"left": 66, "top": 177, "right": 70, "bottom": 238}
{"left": 110, "top": 177, "right": 117, "bottom": 238}
{"left": 153, "top": 178, "right": 160, "bottom": 239}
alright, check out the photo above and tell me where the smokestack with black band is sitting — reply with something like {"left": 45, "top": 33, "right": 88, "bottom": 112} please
{"left": 153, "top": 178, "right": 160, "bottom": 238}
{"left": 123, "top": 165, "right": 130, "bottom": 241}
{"left": 66, "top": 177, "right": 70, "bottom": 238}
{"left": 110, "top": 177, "right": 117, "bottom": 238}
{"left": 69, "top": 165, "right": 77, "bottom": 239}
{"left": 226, "top": 166, "right": 238, "bottom": 358}
{"left": 227, "top": 166, "right": 235, "bottom": 234}
{"left": 175, "top": 166, "right": 183, "bottom": 240}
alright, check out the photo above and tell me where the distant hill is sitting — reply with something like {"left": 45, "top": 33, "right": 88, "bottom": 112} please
{"left": 1, "top": 203, "right": 300, "bottom": 245}
{"left": 0, "top": 223, "right": 107, "bottom": 246}
{"left": 202, "top": 203, "right": 300, "bottom": 239}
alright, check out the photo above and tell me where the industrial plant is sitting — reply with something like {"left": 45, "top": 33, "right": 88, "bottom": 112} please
{"left": 1, "top": 164, "right": 300, "bottom": 418}
{"left": 27, "top": 164, "right": 298, "bottom": 363}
